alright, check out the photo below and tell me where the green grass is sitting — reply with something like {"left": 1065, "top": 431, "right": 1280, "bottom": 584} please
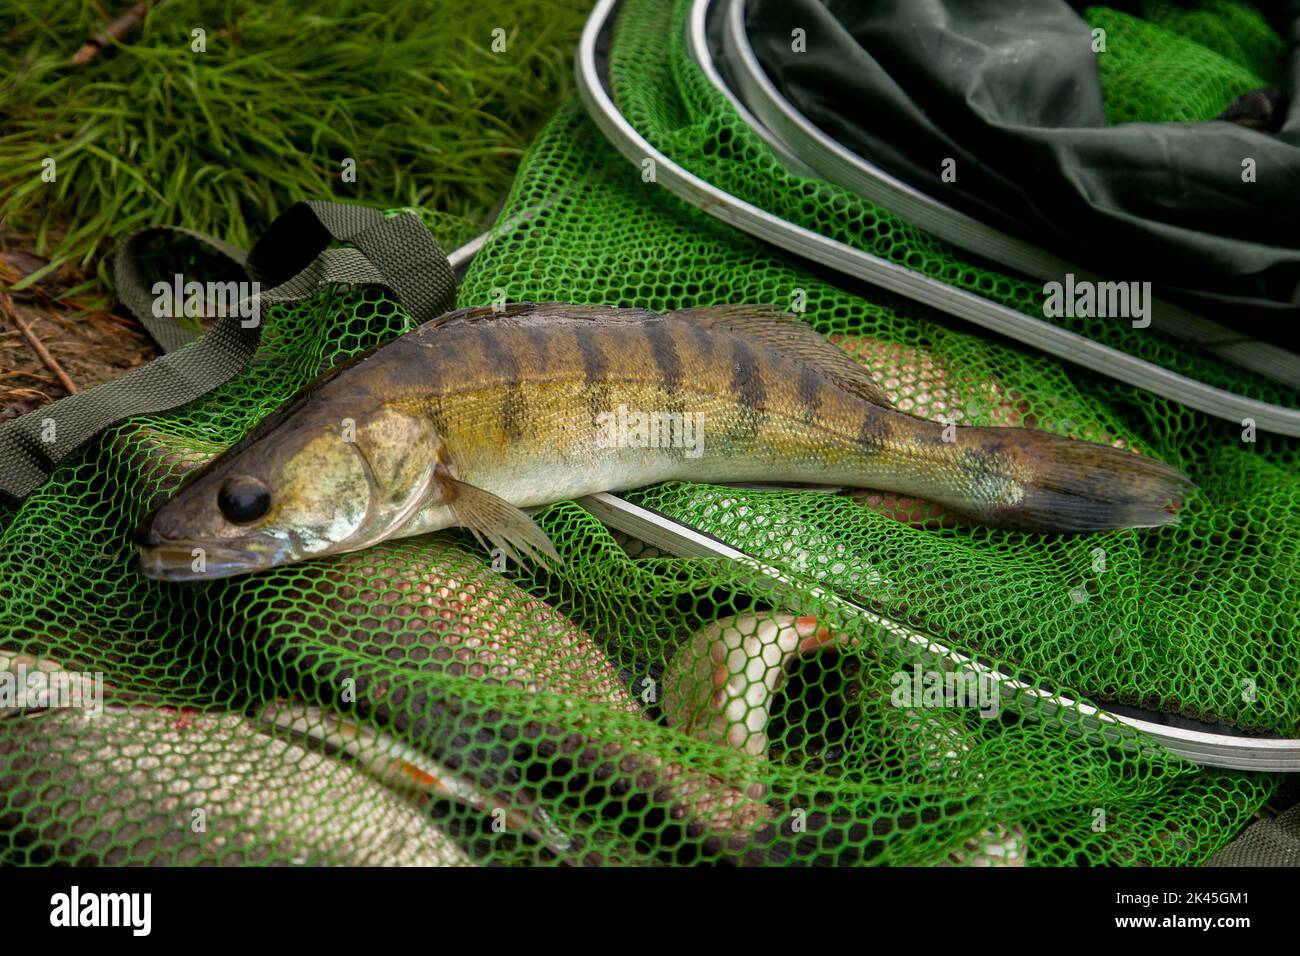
{"left": 0, "top": 0, "right": 590, "bottom": 298}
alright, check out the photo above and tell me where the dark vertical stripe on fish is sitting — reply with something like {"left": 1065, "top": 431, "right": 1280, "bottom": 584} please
{"left": 477, "top": 326, "right": 520, "bottom": 383}
{"left": 644, "top": 321, "right": 687, "bottom": 457}
{"left": 684, "top": 317, "right": 716, "bottom": 364}
{"left": 574, "top": 325, "right": 611, "bottom": 426}
{"left": 730, "top": 337, "right": 765, "bottom": 412}
{"left": 728, "top": 336, "right": 766, "bottom": 445}
{"left": 522, "top": 324, "right": 550, "bottom": 373}
{"left": 856, "top": 408, "right": 890, "bottom": 455}
{"left": 796, "top": 363, "right": 822, "bottom": 427}
{"left": 479, "top": 327, "right": 527, "bottom": 441}
{"left": 575, "top": 325, "right": 608, "bottom": 387}
{"left": 643, "top": 319, "right": 683, "bottom": 396}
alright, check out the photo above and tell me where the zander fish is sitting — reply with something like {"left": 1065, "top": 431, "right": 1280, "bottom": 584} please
{"left": 138, "top": 303, "right": 1190, "bottom": 580}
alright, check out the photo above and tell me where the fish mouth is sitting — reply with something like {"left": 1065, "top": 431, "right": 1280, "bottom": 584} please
{"left": 138, "top": 538, "right": 280, "bottom": 582}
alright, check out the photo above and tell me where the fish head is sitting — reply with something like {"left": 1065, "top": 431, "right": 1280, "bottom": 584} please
{"left": 138, "top": 397, "right": 439, "bottom": 581}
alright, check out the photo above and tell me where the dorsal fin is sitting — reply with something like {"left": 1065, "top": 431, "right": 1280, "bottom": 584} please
{"left": 418, "top": 301, "right": 662, "bottom": 334}
{"left": 666, "top": 304, "right": 895, "bottom": 409}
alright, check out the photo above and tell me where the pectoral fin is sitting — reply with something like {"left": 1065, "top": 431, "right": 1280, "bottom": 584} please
{"left": 435, "top": 467, "right": 560, "bottom": 569}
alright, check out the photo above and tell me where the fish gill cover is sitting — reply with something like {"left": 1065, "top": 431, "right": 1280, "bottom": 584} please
{"left": 0, "top": 0, "right": 1295, "bottom": 865}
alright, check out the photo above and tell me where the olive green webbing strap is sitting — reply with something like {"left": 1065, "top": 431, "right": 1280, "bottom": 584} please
{"left": 0, "top": 201, "right": 456, "bottom": 500}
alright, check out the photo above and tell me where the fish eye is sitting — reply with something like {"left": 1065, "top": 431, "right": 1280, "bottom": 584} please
{"left": 218, "top": 476, "right": 271, "bottom": 524}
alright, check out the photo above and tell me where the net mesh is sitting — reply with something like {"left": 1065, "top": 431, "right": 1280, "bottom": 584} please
{"left": 1089, "top": 0, "right": 1287, "bottom": 125}
{"left": 0, "top": 0, "right": 1293, "bottom": 865}
{"left": 1207, "top": 789, "right": 1300, "bottom": 866}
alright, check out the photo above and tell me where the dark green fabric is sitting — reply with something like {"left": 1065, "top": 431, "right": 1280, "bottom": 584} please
{"left": 748, "top": 0, "right": 1300, "bottom": 348}
{"left": 1206, "top": 799, "right": 1300, "bottom": 864}
{"left": 0, "top": 202, "right": 456, "bottom": 501}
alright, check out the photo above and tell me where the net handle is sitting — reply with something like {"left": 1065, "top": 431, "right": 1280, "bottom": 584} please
{"left": 0, "top": 201, "right": 456, "bottom": 501}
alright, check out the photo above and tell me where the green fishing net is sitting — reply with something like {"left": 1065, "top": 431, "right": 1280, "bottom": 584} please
{"left": 1087, "top": 0, "right": 1287, "bottom": 124}
{"left": 0, "top": 0, "right": 1294, "bottom": 865}
{"left": 627, "top": 0, "right": 1299, "bottom": 409}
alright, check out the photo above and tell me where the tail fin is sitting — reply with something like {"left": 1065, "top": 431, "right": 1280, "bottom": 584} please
{"left": 971, "top": 428, "right": 1193, "bottom": 532}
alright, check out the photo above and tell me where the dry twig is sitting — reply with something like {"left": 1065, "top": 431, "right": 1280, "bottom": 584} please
{"left": 0, "top": 294, "right": 78, "bottom": 395}
{"left": 69, "top": 1, "right": 160, "bottom": 67}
